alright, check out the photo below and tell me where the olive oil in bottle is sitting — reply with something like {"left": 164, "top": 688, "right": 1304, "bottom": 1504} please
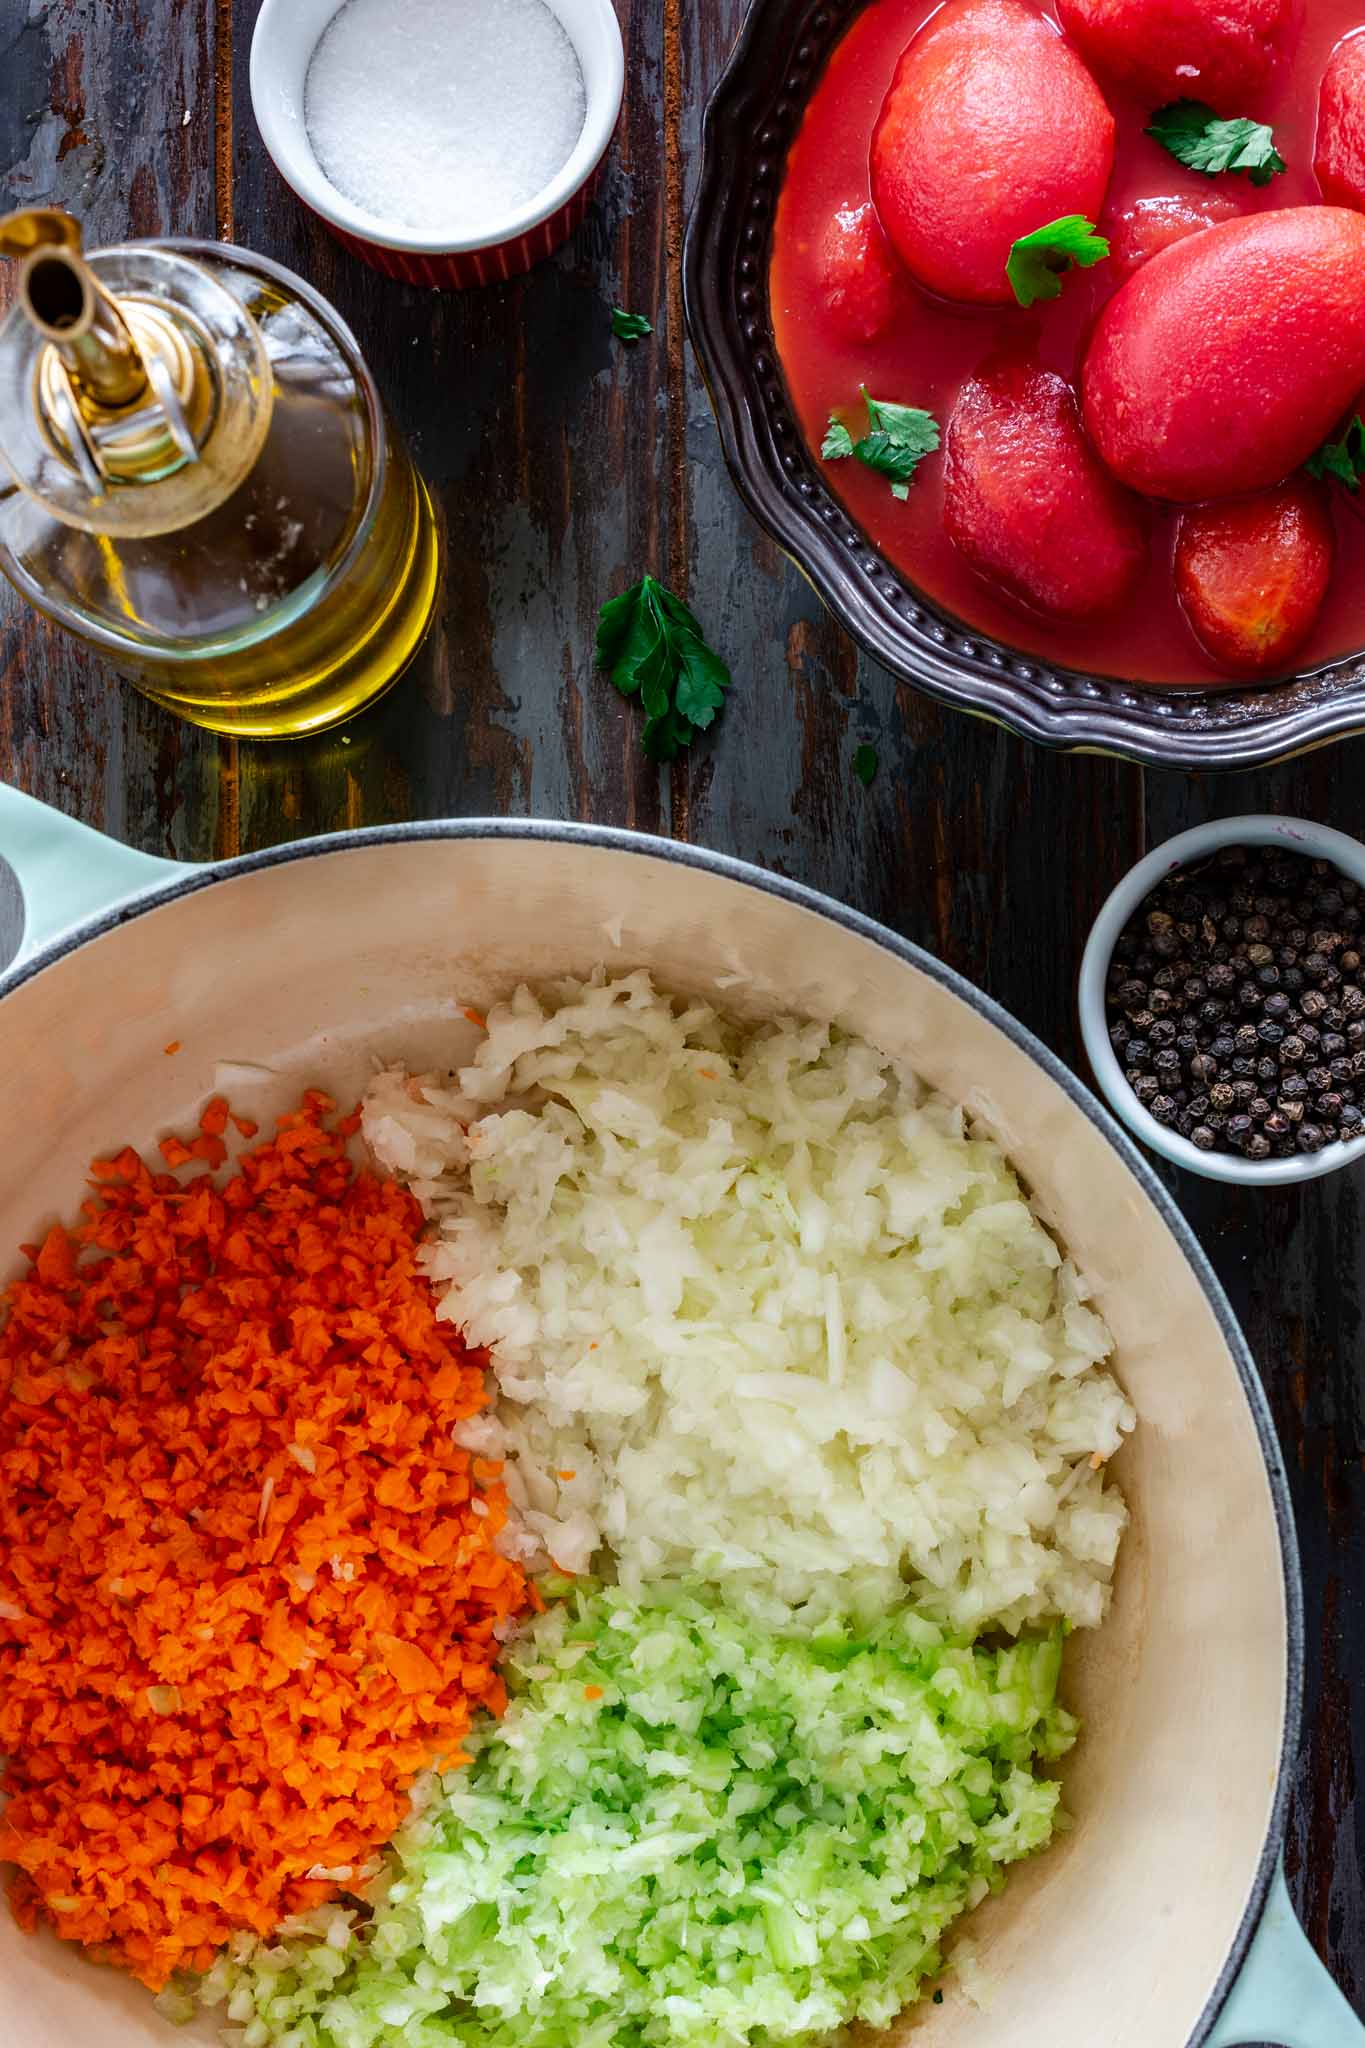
{"left": 0, "top": 211, "right": 440, "bottom": 737}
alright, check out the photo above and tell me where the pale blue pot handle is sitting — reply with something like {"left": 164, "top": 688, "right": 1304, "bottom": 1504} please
{"left": 0, "top": 783, "right": 192, "bottom": 973}
{"left": 1209, "top": 1865, "right": 1365, "bottom": 2048}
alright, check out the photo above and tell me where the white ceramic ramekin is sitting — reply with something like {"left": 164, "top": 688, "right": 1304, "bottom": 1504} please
{"left": 1079, "top": 816, "right": 1365, "bottom": 1186}
{"left": 249, "top": 0, "right": 625, "bottom": 288}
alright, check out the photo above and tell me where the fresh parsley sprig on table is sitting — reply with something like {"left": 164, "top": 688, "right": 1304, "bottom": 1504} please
{"left": 611, "top": 308, "right": 653, "bottom": 342}
{"left": 1308, "top": 416, "right": 1365, "bottom": 491}
{"left": 596, "top": 574, "right": 731, "bottom": 761}
{"left": 822, "top": 388, "right": 939, "bottom": 500}
{"left": 1146, "top": 101, "right": 1286, "bottom": 185}
{"left": 852, "top": 744, "right": 879, "bottom": 787}
{"left": 1006, "top": 216, "right": 1109, "bottom": 308}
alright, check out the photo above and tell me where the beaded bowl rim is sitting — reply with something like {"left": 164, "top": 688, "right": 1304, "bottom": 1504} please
{"left": 682, "top": 0, "right": 1365, "bottom": 772}
{"left": 1078, "top": 815, "right": 1365, "bottom": 1184}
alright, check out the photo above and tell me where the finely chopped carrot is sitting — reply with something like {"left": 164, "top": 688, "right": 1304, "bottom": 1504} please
{"left": 0, "top": 1091, "right": 530, "bottom": 1989}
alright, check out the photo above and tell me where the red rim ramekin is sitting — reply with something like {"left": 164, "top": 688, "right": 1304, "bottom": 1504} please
{"left": 249, "top": 0, "right": 624, "bottom": 289}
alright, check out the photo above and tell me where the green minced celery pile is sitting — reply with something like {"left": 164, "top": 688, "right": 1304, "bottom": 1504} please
{"left": 195, "top": 1583, "right": 1074, "bottom": 2048}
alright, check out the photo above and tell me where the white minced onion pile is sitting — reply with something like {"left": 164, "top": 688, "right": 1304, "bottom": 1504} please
{"left": 363, "top": 971, "right": 1134, "bottom": 1635}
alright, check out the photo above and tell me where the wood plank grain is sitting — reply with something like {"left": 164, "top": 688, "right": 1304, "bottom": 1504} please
{"left": 0, "top": 0, "right": 232, "bottom": 874}
{"left": 226, "top": 0, "right": 668, "bottom": 848}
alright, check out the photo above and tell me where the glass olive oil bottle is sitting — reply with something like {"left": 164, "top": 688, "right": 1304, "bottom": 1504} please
{"left": 0, "top": 211, "right": 440, "bottom": 737}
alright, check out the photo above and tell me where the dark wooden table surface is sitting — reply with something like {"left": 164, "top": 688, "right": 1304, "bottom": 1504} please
{"left": 2, "top": 0, "right": 1363, "bottom": 2027}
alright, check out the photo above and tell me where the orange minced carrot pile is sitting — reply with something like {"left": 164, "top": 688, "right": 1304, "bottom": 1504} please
{"left": 0, "top": 1091, "right": 531, "bottom": 1989}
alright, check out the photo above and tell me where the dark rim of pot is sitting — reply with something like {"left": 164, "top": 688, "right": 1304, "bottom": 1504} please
{"left": 681, "top": 0, "right": 1365, "bottom": 772}
{"left": 1, "top": 813, "right": 1305, "bottom": 2042}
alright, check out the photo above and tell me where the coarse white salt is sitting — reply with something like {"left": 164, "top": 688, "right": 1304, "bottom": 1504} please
{"left": 304, "top": 0, "right": 587, "bottom": 237}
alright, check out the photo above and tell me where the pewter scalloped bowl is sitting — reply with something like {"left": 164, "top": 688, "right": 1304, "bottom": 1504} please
{"left": 682, "top": 0, "right": 1365, "bottom": 770}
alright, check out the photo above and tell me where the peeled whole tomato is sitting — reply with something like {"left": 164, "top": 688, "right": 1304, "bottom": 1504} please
{"left": 944, "top": 354, "right": 1148, "bottom": 620}
{"left": 1174, "top": 479, "right": 1335, "bottom": 675}
{"left": 1083, "top": 208, "right": 1365, "bottom": 503}
{"left": 1056, "top": 0, "right": 1291, "bottom": 111}
{"left": 1316, "top": 34, "right": 1365, "bottom": 213}
{"left": 1105, "top": 191, "right": 1240, "bottom": 282}
{"left": 869, "top": 0, "right": 1115, "bottom": 306}
{"left": 818, "top": 202, "right": 905, "bottom": 344}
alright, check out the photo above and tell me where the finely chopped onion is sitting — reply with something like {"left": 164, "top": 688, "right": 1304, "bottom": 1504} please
{"left": 364, "top": 972, "right": 1134, "bottom": 1635}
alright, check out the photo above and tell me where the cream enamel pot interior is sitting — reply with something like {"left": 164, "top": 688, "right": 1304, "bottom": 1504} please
{"left": 0, "top": 784, "right": 1357, "bottom": 2048}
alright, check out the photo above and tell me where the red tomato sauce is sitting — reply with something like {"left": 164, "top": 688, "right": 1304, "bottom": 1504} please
{"left": 769, "top": 0, "right": 1365, "bottom": 686}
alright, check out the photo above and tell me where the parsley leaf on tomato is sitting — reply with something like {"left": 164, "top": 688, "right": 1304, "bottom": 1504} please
{"left": 1307, "top": 416, "right": 1365, "bottom": 491}
{"left": 1006, "top": 215, "right": 1110, "bottom": 308}
{"left": 1146, "top": 100, "right": 1286, "bottom": 185}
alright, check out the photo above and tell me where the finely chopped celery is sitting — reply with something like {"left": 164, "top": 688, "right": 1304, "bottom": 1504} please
{"left": 196, "top": 1585, "right": 1074, "bottom": 2048}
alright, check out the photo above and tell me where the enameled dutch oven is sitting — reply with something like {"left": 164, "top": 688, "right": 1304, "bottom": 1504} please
{"left": 0, "top": 782, "right": 1358, "bottom": 2048}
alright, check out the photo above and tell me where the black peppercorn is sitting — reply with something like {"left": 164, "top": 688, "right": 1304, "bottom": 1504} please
{"left": 1104, "top": 845, "right": 1365, "bottom": 1163}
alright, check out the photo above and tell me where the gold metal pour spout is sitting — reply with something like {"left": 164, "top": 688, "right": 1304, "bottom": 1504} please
{"left": 0, "top": 207, "right": 210, "bottom": 490}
